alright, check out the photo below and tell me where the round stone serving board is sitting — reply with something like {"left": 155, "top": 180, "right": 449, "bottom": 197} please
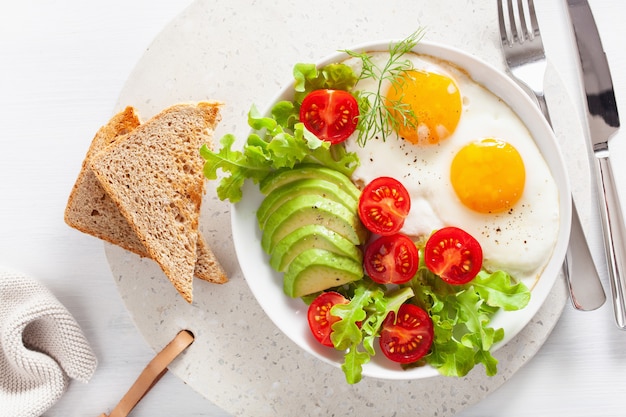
{"left": 106, "top": 0, "right": 595, "bottom": 415}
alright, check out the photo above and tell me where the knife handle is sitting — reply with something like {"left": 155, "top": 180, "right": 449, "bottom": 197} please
{"left": 595, "top": 153, "right": 626, "bottom": 329}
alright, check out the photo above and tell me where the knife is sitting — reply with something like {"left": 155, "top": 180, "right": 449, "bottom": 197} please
{"left": 567, "top": 0, "right": 626, "bottom": 328}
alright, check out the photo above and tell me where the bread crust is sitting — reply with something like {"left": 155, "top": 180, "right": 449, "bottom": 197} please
{"left": 66, "top": 103, "right": 227, "bottom": 302}
{"left": 65, "top": 107, "right": 145, "bottom": 253}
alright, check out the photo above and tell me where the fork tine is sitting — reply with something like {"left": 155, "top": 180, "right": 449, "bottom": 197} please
{"left": 527, "top": 0, "right": 540, "bottom": 38}
{"left": 497, "top": 0, "right": 509, "bottom": 47}
{"left": 497, "top": 0, "right": 550, "bottom": 118}
{"left": 507, "top": 0, "right": 518, "bottom": 44}
{"left": 517, "top": 0, "right": 530, "bottom": 42}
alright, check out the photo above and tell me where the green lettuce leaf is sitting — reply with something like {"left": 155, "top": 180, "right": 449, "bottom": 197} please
{"left": 472, "top": 270, "right": 531, "bottom": 311}
{"left": 407, "top": 267, "right": 529, "bottom": 377}
{"left": 329, "top": 283, "right": 414, "bottom": 384}
{"left": 200, "top": 134, "right": 272, "bottom": 202}
{"left": 200, "top": 63, "right": 361, "bottom": 203}
{"left": 201, "top": 106, "right": 359, "bottom": 202}
{"left": 341, "top": 344, "right": 371, "bottom": 384}
{"left": 293, "top": 62, "right": 359, "bottom": 104}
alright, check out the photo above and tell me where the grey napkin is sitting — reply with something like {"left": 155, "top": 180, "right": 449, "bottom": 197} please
{"left": 0, "top": 268, "right": 97, "bottom": 417}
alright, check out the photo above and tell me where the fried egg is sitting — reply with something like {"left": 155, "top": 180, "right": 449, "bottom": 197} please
{"left": 386, "top": 69, "right": 462, "bottom": 145}
{"left": 343, "top": 52, "right": 560, "bottom": 284}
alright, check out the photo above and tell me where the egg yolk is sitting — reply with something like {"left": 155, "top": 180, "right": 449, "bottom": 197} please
{"left": 450, "top": 138, "right": 525, "bottom": 213}
{"left": 385, "top": 69, "right": 461, "bottom": 145}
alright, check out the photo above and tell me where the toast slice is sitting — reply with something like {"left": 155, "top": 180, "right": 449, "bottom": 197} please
{"left": 65, "top": 107, "right": 227, "bottom": 285}
{"left": 67, "top": 104, "right": 226, "bottom": 300}
{"left": 65, "top": 107, "right": 143, "bottom": 253}
{"left": 89, "top": 102, "right": 224, "bottom": 302}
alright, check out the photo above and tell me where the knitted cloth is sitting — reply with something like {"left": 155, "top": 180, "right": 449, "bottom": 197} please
{"left": 0, "top": 268, "right": 97, "bottom": 417}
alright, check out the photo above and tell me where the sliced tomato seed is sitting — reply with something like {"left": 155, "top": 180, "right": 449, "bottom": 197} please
{"left": 424, "top": 227, "right": 483, "bottom": 285}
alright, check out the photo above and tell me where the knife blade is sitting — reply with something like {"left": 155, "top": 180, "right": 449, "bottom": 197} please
{"left": 567, "top": 0, "right": 626, "bottom": 328}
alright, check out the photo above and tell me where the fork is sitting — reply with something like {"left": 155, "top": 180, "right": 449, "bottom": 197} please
{"left": 497, "top": 0, "right": 606, "bottom": 311}
{"left": 498, "top": 0, "right": 552, "bottom": 123}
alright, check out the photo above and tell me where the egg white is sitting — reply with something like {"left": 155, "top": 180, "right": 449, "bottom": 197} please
{"left": 343, "top": 52, "right": 560, "bottom": 285}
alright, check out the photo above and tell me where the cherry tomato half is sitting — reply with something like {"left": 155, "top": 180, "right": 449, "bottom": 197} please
{"left": 424, "top": 226, "right": 483, "bottom": 285}
{"left": 299, "top": 89, "right": 359, "bottom": 144}
{"left": 358, "top": 177, "right": 411, "bottom": 236}
{"left": 307, "top": 291, "right": 348, "bottom": 347}
{"left": 364, "top": 234, "right": 419, "bottom": 285}
{"left": 379, "top": 303, "right": 433, "bottom": 364}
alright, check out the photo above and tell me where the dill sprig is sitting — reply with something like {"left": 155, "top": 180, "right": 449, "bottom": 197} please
{"left": 343, "top": 29, "right": 426, "bottom": 147}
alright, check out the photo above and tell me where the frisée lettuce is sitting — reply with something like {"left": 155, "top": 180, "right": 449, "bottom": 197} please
{"left": 306, "top": 255, "right": 530, "bottom": 384}
{"left": 200, "top": 62, "right": 360, "bottom": 203}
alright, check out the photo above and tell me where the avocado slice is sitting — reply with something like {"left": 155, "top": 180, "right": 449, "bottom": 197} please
{"left": 261, "top": 194, "right": 368, "bottom": 254}
{"left": 257, "top": 178, "right": 358, "bottom": 230}
{"left": 283, "top": 248, "right": 363, "bottom": 297}
{"left": 259, "top": 164, "right": 361, "bottom": 201}
{"left": 270, "top": 224, "right": 363, "bottom": 272}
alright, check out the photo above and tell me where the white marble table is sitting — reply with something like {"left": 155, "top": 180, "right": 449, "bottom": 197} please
{"left": 1, "top": 1, "right": 626, "bottom": 416}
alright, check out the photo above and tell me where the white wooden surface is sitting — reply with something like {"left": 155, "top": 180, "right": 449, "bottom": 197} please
{"left": 1, "top": 1, "right": 626, "bottom": 416}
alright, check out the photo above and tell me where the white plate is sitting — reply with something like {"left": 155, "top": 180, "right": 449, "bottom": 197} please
{"left": 232, "top": 40, "right": 572, "bottom": 380}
